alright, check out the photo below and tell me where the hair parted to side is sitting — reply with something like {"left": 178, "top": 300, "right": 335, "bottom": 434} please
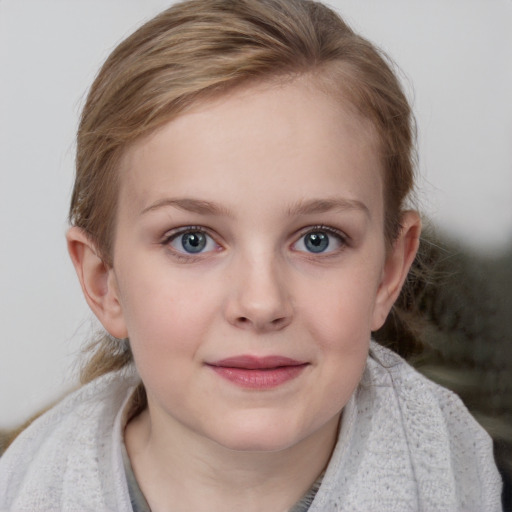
{"left": 71, "top": 0, "right": 417, "bottom": 384}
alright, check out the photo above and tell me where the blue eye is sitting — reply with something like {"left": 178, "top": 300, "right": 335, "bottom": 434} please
{"left": 293, "top": 228, "right": 345, "bottom": 254}
{"left": 168, "top": 229, "right": 217, "bottom": 254}
{"left": 304, "top": 232, "right": 329, "bottom": 253}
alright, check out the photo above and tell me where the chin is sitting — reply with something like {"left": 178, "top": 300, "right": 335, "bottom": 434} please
{"left": 206, "top": 414, "right": 313, "bottom": 453}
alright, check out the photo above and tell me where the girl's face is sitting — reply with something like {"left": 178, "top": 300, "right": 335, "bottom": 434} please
{"left": 103, "top": 79, "right": 413, "bottom": 452}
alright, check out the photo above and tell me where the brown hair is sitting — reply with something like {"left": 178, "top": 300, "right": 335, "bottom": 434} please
{"left": 71, "top": 0, "right": 417, "bottom": 383}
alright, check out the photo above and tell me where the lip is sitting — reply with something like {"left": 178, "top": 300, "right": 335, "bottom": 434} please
{"left": 207, "top": 355, "right": 309, "bottom": 389}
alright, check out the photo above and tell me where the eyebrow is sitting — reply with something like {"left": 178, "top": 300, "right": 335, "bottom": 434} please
{"left": 140, "top": 198, "right": 233, "bottom": 217}
{"left": 286, "top": 198, "right": 370, "bottom": 217}
{"left": 140, "top": 196, "right": 370, "bottom": 218}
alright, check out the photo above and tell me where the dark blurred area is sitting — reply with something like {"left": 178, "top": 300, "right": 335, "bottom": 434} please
{"left": 376, "top": 228, "right": 512, "bottom": 511}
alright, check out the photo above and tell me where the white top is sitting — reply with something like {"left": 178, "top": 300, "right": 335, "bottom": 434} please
{"left": 0, "top": 342, "right": 502, "bottom": 511}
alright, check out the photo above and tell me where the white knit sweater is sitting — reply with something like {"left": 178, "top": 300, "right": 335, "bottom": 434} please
{"left": 0, "top": 342, "right": 502, "bottom": 511}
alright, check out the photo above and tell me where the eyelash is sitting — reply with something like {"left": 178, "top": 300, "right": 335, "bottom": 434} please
{"left": 161, "top": 224, "right": 348, "bottom": 261}
{"left": 161, "top": 226, "right": 220, "bottom": 262}
{"left": 292, "top": 225, "right": 348, "bottom": 256}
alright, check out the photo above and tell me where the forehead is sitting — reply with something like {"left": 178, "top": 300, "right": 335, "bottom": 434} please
{"left": 118, "top": 78, "right": 383, "bottom": 219}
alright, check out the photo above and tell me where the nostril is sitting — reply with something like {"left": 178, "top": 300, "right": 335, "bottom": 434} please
{"left": 271, "top": 316, "right": 289, "bottom": 327}
{"left": 235, "top": 315, "right": 289, "bottom": 329}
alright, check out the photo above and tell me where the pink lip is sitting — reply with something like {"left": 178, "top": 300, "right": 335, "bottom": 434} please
{"left": 207, "top": 356, "right": 309, "bottom": 389}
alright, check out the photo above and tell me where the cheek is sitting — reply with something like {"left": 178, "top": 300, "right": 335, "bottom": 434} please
{"left": 117, "top": 266, "right": 221, "bottom": 361}
{"left": 299, "top": 268, "right": 382, "bottom": 348}
{"left": 296, "top": 283, "right": 372, "bottom": 432}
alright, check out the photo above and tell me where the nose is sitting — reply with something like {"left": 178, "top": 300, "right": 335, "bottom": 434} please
{"left": 224, "top": 253, "right": 293, "bottom": 333}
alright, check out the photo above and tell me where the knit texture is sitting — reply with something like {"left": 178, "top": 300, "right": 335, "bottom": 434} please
{"left": 0, "top": 342, "right": 502, "bottom": 511}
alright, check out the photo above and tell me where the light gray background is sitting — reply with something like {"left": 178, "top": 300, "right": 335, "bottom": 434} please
{"left": 1, "top": 0, "right": 511, "bottom": 428}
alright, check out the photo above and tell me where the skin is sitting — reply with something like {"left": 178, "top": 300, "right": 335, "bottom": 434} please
{"left": 68, "top": 77, "right": 420, "bottom": 511}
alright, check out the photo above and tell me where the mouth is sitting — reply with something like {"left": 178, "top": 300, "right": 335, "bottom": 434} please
{"left": 206, "top": 356, "right": 309, "bottom": 389}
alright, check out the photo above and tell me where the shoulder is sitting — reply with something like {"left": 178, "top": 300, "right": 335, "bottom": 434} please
{"left": 367, "top": 341, "right": 495, "bottom": 460}
{"left": 312, "top": 343, "right": 502, "bottom": 511}
{"left": 367, "top": 341, "right": 503, "bottom": 510}
{"left": 368, "top": 341, "right": 486, "bottom": 434}
{"left": 0, "top": 367, "right": 139, "bottom": 511}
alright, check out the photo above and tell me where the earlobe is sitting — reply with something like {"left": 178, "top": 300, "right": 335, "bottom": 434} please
{"left": 66, "top": 227, "right": 128, "bottom": 339}
{"left": 371, "top": 211, "right": 421, "bottom": 331}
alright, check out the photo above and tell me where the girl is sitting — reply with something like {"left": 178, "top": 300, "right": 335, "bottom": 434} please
{"left": 0, "top": 0, "right": 502, "bottom": 510}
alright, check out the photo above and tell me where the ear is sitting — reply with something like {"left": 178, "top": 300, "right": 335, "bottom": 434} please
{"left": 66, "top": 227, "right": 128, "bottom": 339}
{"left": 371, "top": 211, "right": 421, "bottom": 331}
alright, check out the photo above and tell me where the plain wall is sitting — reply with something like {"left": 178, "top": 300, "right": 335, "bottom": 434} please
{"left": 1, "top": 0, "right": 511, "bottom": 428}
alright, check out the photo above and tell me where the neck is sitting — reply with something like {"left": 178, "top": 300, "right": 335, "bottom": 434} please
{"left": 125, "top": 405, "right": 340, "bottom": 512}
